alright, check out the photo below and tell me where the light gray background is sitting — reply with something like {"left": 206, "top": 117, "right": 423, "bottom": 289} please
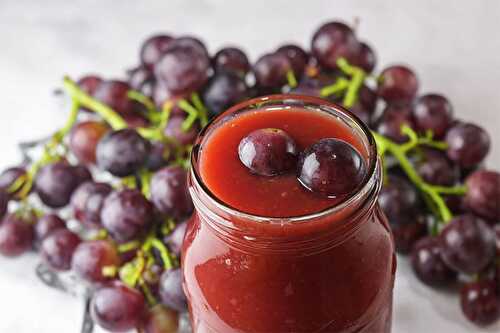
{"left": 0, "top": 0, "right": 499, "bottom": 332}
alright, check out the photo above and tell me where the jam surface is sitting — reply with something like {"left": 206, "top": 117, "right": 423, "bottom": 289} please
{"left": 199, "top": 107, "right": 366, "bottom": 217}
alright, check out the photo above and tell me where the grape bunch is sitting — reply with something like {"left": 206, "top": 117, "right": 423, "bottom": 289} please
{"left": 0, "top": 19, "right": 498, "bottom": 332}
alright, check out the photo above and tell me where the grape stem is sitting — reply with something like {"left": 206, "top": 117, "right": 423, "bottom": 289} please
{"left": 62, "top": 77, "right": 128, "bottom": 130}
{"left": 372, "top": 129, "right": 466, "bottom": 224}
{"left": 286, "top": 70, "right": 298, "bottom": 88}
{"left": 336, "top": 57, "right": 366, "bottom": 108}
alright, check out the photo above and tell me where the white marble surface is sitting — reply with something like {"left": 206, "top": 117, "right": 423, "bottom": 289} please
{"left": 0, "top": 0, "right": 499, "bottom": 332}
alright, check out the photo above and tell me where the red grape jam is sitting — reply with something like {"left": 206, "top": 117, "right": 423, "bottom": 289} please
{"left": 183, "top": 95, "right": 396, "bottom": 333}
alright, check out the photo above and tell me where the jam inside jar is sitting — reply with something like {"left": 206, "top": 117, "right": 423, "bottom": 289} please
{"left": 182, "top": 95, "right": 396, "bottom": 333}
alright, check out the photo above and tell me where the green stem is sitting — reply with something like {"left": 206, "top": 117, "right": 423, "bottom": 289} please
{"left": 150, "top": 238, "right": 174, "bottom": 270}
{"left": 178, "top": 99, "right": 199, "bottom": 131}
{"left": 286, "top": 70, "right": 298, "bottom": 88}
{"left": 373, "top": 131, "right": 455, "bottom": 223}
{"left": 320, "top": 78, "right": 349, "bottom": 97}
{"left": 127, "top": 90, "right": 157, "bottom": 115}
{"left": 63, "top": 77, "right": 128, "bottom": 130}
{"left": 190, "top": 93, "right": 209, "bottom": 127}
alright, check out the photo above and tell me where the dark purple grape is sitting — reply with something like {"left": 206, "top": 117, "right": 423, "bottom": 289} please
{"left": 375, "top": 102, "right": 415, "bottom": 143}
{"left": 159, "top": 268, "right": 187, "bottom": 312}
{"left": 35, "top": 162, "right": 92, "bottom": 208}
{"left": 93, "top": 80, "right": 136, "bottom": 115}
{"left": 40, "top": 229, "right": 80, "bottom": 271}
{"left": 460, "top": 279, "right": 500, "bottom": 326}
{"left": 465, "top": 170, "right": 500, "bottom": 221}
{"left": 140, "top": 34, "right": 174, "bottom": 69}
{"left": 71, "top": 181, "right": 112, "bottom": 228}
{"left": 253, "top": 52, "right": 292, "bottom": 90}
{"left": 377, "top": 65, "right": 418, "bottom": 103}
{"left": 150, "top": 166, "right": 193, "bottom": 219}
{"left": 351, "top": 42, "right": 376, "bottom": 73}
{"left": 91, "top": 283, "right": 146, "bottom": 332}
{"left": 378, "top": 175, "right": 421, "bottom": 227}
{"left": 77, "top": 75, "right": 102, "bottom": 96}
{"left": 413, "top": 94, "right": 453, "bottom": 138}
{"left": 168, "top": 36, "right": 209, "bottom": 58}
{"left": 154, "top": 40, "right": 210, "bottom": 95}
{"left": 276, "top": 44, "right": 309, "bottom": 77}
{"left": 239, "top": 128, "right": 298, "bottom": 177}
{"left": 382, "top": 171, "right": 426, "bottom": 253}
{"left": 411, "top": 236, "right": 456, "bottom": 287}
{"left": 440, "top": 214, "right": 495, "bottom": 274}
{"left": 297, "top": 138, "right": 366, "bottom": 197}
{"left": 202, "top": 71, "right": 248, "bottom": 116}
{"left": 0, "top": 191, "right": 7, "bottom": 220}
{"left": 0, "top": 167, "right": 27, "bottom": 200}
{"left": 212, "top": 47, "right": 250, "bottom": 77}
{"left": 34, "top": 214, "right": 66, "bottom": 242}
{"left": 100, "top": 189, "right": 153, "bottom": 242}
{"left": 163, "top": 116, "right": 200, "bottom": 146}
{"left": 0, "top": 214, "right": 34, "bottom": 257}
{"left": 311, "top": 21, "right": 360, "bottom": 70}
{"left": 69, "top": 121, "right": 109, "bottom": 165}
{"left": 417, "top": 148, "right": 459, "bottom": 186}
{"left": 142, "top": 304, "right": 179, "bottom": 333}
{"left": 96, "top": 128, "right": 151, "bottom": 177}
{"left": 446, "top": 122, "right": 491, "bottom": 168}
{"left": 127, "top": 66, "right": 155, "bottom": 96}
{"left": 163, "top": 220, "right": 187, "bottom": 256}
{"left": 146, "top": 141, "right": 175, "bottom": 172}
{"left": 72, "top": 240, "right": 120, "bottom": 283}
{"left": 358, "top": 85, "right": 378, "bottom": 114}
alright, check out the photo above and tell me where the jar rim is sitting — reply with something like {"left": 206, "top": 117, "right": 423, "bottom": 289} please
{"left": 190, "top": 94, "right": 380, "bottom": 224}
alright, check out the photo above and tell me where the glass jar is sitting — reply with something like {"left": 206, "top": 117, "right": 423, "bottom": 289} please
{"left": 182, "top": 95, "right": 396, "bottom": 333}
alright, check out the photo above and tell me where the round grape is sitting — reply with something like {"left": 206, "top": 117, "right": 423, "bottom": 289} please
{"left": 439, "top": 214, "right": 495, "bottom": 274}
{"left": 164, "top": 220, "right": 188, "bottom": 256}
{"left": 0, "top": 166, "right": 27, "bottom": 200}
{"left": 377, "top": 65, "right": 418, "bottom": 103}
{"left": 460, "top": 279, "right": 500, "bottom": 326}
{"left": 72, "top": 240, "right": 120, "bottom": 283}
{"left": 375, "top": 102, "right": 415, "bottom": 143}
{"left": 150, "top": 166, "right": 193, "bottom": 219}
{"left": 411, "top": 236, "right": 456, "bottom": 287}
{"left": 417, "top": 148, "right": 459, "bottom": 186}
{"left": 77, "top": 75, "right": 102, "bottom": 96}
{"left": 351, "top": 42, "right": 376, "bottom": 73}
{"left": 93, "top": 80, "right": 136, "bottom": 115}
{"left": 202, "top": 71, "right": 248, "bottom": 116}
{"left": 69, "top": 121, "right": 109, "bottom": 165}
{"left": 212, "top": 47, "right": 250, "bottom": 77}
{"left": 127, "top": 66, "right": 155, "bottom": 96}
{"left": 40, "top": 229, "right": 81, "bottom": 271}
{"left": 71, "top": 181, "right": 112, "bottom": 228}
{"left": 253, "top": 52, "right": 292, "bottom": 90}
{"left": 0, "top": 191, "right": 7, "bottom": 220}
{"left": 34, "top": 214, "right": 66, "bottom": 242}
{"left": 298, "top": 138, "right": 366, "bottom": 197}
{"left": 239, "top": 128, "right": 298, "bottom": 176}
{"left": 154, "top": 41, "right": 210, "bottom": 95}
{"left": 276, "top": 44, "right": 309, "bottom": 77}
{"left": 413, "top": 94, "right": 453, "bottom": 138}
{"left": 91, "top": 283, "right": 146, "bottom": 332}
{"left": 142, "top": 304, "right": 179, "bottom": 333}
{"left": 35, "top": 162, "right": 92, "bottom": 208}
{"left": 159, "top": 268, "right": 188, "bottom": 312}
{"left": 96, "top": 129, "right": 151, "bottom": 177}
{"left": 445, "top": 122, "right": 491, "bottom": 168}
{"left": 465, "top": 170, "right": 500, "bottom": 221}
{"left": 0, "top": 214, "right": 34, "bottom": 257}
{"left": 310, "top": 21, "right": 360, "bottom": 70}
{"left": 140, "top": 34, "right": 174, "bottom": 69}
{"left": 101, "top": 189, "right": 153, "bottom": 242}
{"left": 146, "top": 141, "right": 175, "bottom": 172}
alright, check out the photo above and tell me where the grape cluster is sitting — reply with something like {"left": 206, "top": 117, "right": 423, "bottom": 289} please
{"left": 0, "top": 19, "right": 498, "bottom": 332}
